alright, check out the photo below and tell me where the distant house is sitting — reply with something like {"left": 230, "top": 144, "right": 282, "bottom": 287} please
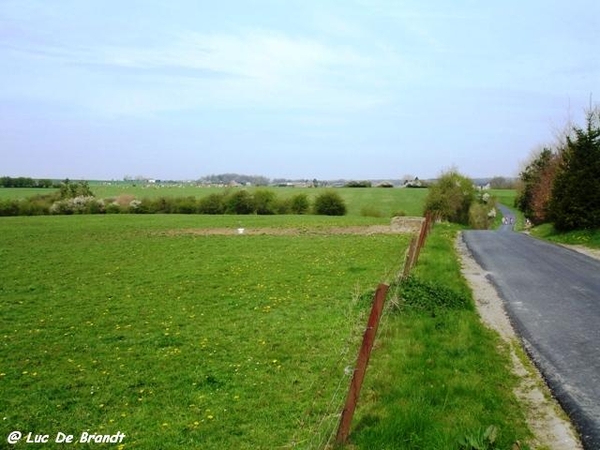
{"left": 403, "top": 177, "right": 422, "bottom": 188}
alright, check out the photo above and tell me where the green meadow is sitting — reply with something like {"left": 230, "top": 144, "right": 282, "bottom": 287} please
{"left": 0, "top": 215, "right": 408, "bottom": 449}
{"left": 0, "top": 188, "right": 534, "bottom": 449}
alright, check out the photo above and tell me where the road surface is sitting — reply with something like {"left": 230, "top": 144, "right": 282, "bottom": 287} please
{"left": 462, "top": 207, "right": 600, "bottom": 450}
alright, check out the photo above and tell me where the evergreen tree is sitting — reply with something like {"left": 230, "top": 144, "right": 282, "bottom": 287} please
{"left": 515, "top": 148, "right": 556, "bottom": 223}
{"left": 549, "top": 111, "right": 600, "bottom": 231}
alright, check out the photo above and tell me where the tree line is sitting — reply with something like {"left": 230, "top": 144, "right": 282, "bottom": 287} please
{"left": 0, "top": 176, "right": 56, "bottom": 188}
{"left": 515, "top": 109, "right": 600, "bottom": 231}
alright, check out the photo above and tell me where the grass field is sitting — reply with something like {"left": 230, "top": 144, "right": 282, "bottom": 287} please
{"left": 489, "top": 189, "right": 517, "bottom": 209}
{"left": 0, "top": 188, "right": 540, "bottom": 449}
{"left": 0, "top": 188, "right": 59, "bottom": 200}
{"left": 0, "top": 215, "right": 408, "bottom": 449}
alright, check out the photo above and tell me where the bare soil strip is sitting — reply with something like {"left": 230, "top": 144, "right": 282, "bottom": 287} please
{"left": 161, "top": 225, "right": 397, "bottom": 237}
{"left": 456, "top": 234, "right": 583, "bottom": 450}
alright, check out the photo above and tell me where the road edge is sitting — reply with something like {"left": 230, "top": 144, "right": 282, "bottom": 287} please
{"left": 456, "top": 232, "right": 583, "bottom": 450}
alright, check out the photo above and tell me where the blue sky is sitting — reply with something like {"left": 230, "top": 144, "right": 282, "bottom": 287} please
{"left": 1, "top": 1, "right": 598, "bottom": 180}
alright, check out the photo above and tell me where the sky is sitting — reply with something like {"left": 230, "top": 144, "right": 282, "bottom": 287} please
{"left": 1, "top": 1, "right": 599, "bottom": 181}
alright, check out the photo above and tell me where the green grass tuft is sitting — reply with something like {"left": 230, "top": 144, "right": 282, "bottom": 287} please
{"left": 393, "top": 275, "right": 473, "bottom": 314}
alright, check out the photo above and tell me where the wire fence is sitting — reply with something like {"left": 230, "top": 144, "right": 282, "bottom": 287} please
{"left": 291, "top": 214, "right": 436, "bottom": 449}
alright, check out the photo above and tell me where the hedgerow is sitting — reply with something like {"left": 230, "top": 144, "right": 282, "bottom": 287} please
{"left": 0, "top": 188, "right": 323, "bottom": 217}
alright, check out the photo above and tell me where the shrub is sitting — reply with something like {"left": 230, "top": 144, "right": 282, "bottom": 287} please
{"left": 424, "top": 170, "right": 475, "bottom": 225}
{"left": 50, "top": 196, "right": 103, "bottom": 215}
{"left": 105, "top": 202, "right": 122, "bottom": 214}
{"left": 149, "top": 197, "right": 175, "bottom": 213}
{"left": 253, "top": 189, "right": 277, "bottom": 215}
{"left": 198, "top": 192, "right": 227, "bottom": 214}
{"left": 468, "top": 202, "right": 492, "bottom": 230}
{"left": 313, "top": 190, "right": 347, "bottom": 216}
{"left": 0, "top": 199, "right": 20, "bottom": 216}
{"left": 274, "top": 198, "right": 291, "bottom": 214}
{"left": 173, "top": 196, "right": 198, "bottom": 214}
{"left": 226, "top": 190, "right": 255, "bottom": 214}
{"left": 128, "top": 199, "right": 150, "bottom": 214}
{"left": 58, "top": 179, "right": 94, "bottom": 199}
{"left": 345, "top": 180, "right": 372, "bottom": 188}
{"left": 289, "top": 193, "right": 310, "bottom": 214}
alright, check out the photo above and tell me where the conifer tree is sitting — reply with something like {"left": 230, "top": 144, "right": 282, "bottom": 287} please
{"left": 549, "top": 110, "right": 600, "bottom": 231}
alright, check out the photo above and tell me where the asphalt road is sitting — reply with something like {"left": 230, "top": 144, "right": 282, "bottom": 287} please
{"left": 463, "top": 207, "right": 600, "bottom": 450}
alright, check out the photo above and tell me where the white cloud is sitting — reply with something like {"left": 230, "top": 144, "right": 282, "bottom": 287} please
{"left": 3, "top": 27, "right": 401, "bottom": 116}
{"left": 93, "top": 29, "right": 385, "bottom": 107}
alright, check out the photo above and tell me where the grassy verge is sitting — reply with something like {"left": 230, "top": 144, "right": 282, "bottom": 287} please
{"left": 0, "top": 215, "right": 408, "bottom": 449}
{"left": 531, "top": 223, "right": 600, "bottom": 249}
{"left": 347, "top": 223, "right": 532, "bottom": 449}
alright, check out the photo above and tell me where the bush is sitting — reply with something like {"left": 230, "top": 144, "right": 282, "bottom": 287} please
{"left": 313, "top": 190, "right": 347, "bottom": 216}
{"left": 345, "top": 180, "right": 372, "bottom": 188}
{"left": 253, "top": 189, "right": 277, "bottom": 215}
{"left": 0, "top": 199, "right": 20, "bottom": 216}
{"left": 149, "top": 197, "right": 175, "bottom": 213}
{"left": 424, "top": 170, "right": 475, "bottom": 225}
{"left": 173, "top": 196, "right": 198, "bottom": 214}
{"left": 198, "top": 193, "right": 227, "bottom": 214}
{"left": 289, "top": 193, "right": 310, "bottom": 214}
{"left": 468, "top": 202, "right": 492, "bottom": 230}
{"left": 274, "top": 198, "right": 291, "bottom": 214}
{"left": 105, "top": 202, "right": 122, "bottom": 214}
{"left": 50, "top": 196, "right": 104, "bottom": 215}
{"left": 226, "top": 190, "right": 255, "bottom": 214}
{"left": 58, "top": 179, "right": 94, "bottom": 199}
{"left": 129, "top": 199, "right": 152, "bottom": 214}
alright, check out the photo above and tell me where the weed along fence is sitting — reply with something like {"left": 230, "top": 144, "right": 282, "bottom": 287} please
{"left": 334, "top": 213, "right": 435, "bottom": 446}
{"left": 401, "top": 213, "right": 434, "bottom": 280}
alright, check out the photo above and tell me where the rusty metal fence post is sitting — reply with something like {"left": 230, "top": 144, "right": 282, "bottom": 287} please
{"left": 401, "top": 236, "right": 418, "bottom": 280}
{"left": 335, "top": 283, "right": 389, "bottom": 445}
{"left": 335, "top": 215, "right": 436, "bottom": 444}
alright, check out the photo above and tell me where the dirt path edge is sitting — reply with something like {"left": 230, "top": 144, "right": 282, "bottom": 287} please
{"left": 456, "top": 233, "right": 583, "bottom": 450}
